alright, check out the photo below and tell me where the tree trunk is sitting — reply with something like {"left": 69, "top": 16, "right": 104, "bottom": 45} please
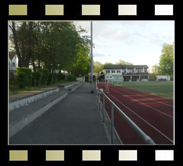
{"left": 11, "top": 22, "right": 22, "bottom": 67}
{"left": 58, "top": 70, "right": 61, "bottom": 81}
{"left": 25, "top": 22, "right": 33, "bottom": 67}
{"left": 21, "top": 22, "right": 26, "bottom": 67}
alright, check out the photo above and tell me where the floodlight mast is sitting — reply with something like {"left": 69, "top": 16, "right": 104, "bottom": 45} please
{"left": 90, "top": 21, "right": 94, "bottom": 93}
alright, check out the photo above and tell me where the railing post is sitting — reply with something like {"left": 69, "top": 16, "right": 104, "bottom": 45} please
{"left": 98, "top": 90, "right": 100, "bottom": 111}
{"left": 102, "top": 94, "right": 105, "bottom": 123}
{"left": 111, "top": 104, "right": 114, "bottom": 144}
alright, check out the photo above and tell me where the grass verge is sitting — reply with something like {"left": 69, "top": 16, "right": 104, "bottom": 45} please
{"left": 9, "top": 80, "right": 71, "bottom": 96}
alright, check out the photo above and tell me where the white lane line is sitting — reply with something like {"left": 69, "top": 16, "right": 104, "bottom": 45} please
{"left": 107, "top": 93, "right": 173, "bottom": 143}
{"left": 110, "top": 88, "right": 173, "bottom": 118}
{"left": 112, "top": 86, "right": 173, "bottom": 107}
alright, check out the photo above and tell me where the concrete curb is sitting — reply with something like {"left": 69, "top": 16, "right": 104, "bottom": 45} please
{"left": 9, "top": 88, "right": 59, "bottom": 112}
{"left": 9, "top": 82, "right": 83, "bottom": 138}
{"left": 64, "top": 81, "right": 81, "bottom": 89}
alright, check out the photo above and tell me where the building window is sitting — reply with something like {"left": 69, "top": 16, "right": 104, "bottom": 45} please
{"left": 111, "top": 70, "right": 115, "bottom": 73}
{"left": 106, "top": 70, "right": 110, "bottom": 73}
{"left": 117, "top": 70, "right": 121, "bottom": 73}
{"left": 12, "top": 62, "right": 15, "bottom": 67}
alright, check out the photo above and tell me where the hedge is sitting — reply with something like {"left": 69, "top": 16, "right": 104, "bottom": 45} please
{"left": 17, "top": 71, "right": 29, "bottom": 89}
{"left": 16, "top": 67, "right": 32, "bottom": 88}
{"left": 32, "top": 70, "right": 43, "bottom": 87}
{"left": 52, "top": 73, "right": 58, "bottom": 84}
{"left": 47, "top": 73, "right": 53, "bottom": 85}
{"left": 36, "top": 68, "right": 49, "bottom": 85}
{"left": 65, "top": 74, "right": 76, "bottom": 82}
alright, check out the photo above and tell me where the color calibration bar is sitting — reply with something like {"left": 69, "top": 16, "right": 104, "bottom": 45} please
{"left": 8, "top": 4, "right": 174, "bottom": 16}
{"left": 9, "top": 150, "right": 174, "bottom": 161}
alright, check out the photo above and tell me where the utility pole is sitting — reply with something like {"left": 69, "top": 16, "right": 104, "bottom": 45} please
{"left": 90, "top": 21, "right": 94, "bottom": 93}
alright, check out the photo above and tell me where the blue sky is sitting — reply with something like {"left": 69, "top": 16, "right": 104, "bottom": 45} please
{"left": 74, "top": 21, "right": 174, "bottom": 72}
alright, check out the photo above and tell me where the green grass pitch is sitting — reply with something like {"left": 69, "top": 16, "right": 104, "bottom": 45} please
{"left": 114, "top": 81, "right": 173, "bottom": 100}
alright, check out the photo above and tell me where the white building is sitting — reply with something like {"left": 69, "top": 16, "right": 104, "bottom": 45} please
{"left": 9, "top": 52, "right": 18, "bottom": 71}
{"left": 156, "top": 75, "right": 170, "bottom": 81}
{"left": 104, "top": 65, "right": 149, "bottom": 81}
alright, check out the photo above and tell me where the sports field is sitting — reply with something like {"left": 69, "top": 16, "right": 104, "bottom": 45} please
{"left": 97, "top": 81, "right": 174, "bottom": 145}
{"left": 113, "top": 81, "right": 173, "bottom": 100}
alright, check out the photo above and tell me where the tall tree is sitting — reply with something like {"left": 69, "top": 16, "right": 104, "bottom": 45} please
{"left": 93, "top": 61, "right": 102, "bottom": 74}
{"left": 71, "top": 43, "right": 90, "bottom": 77}
{"left": 9, "top": 22, "right": 35, "bottom": 67}
{"left": 158, "top": 43, "right": 174, "bottom": 77}
{"left": 152, "top": 64, "right": 159, "bottom": 76}
{"left": 9, "top": 21, "right": 91, "bottom": 77}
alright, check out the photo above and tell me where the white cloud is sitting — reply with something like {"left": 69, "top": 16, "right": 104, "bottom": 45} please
{"left": 75, "top": 21, "right": 174, "bottom": 68}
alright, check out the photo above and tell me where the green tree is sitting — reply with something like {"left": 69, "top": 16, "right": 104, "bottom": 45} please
{"left": 101, "top": 62, "right": 114, "bottom": 71}
{"left": 9, "top": 22, "right": 35, "bottom": 67}
{"left": 158, "top": 43, "right": 174, "bottom": 77}
{"left": 152, "top": 64, "right": 159, "bottom": 76}
{"left": 71, "top": 42, "right": 90, "bottom": 77}
{"left": 93, "top": 61, "right": 102, "bottom": 75}
{"left": 115, "top": 60, "right": 133, "bottom": 65}
{"left": 9, "top": 21, "right": 91, "bottom": 78}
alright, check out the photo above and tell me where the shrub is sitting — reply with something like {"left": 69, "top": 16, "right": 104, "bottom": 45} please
{"left": 16, "top": 67, "right": 32, "bottom": 87}
{"left": 61, "top": 73, "right": 66, "bottom": 80}
{"left": 32, "top": 70, "right": 42, "bottom": 87}
{"left": 58, "top": 72, "right": 66, "bottom": 81}
{"left": 36, "top": 68, "right": 49, "bottom": 85}
{"left": 52, "top": 73, "right": 58, "bottom": 84}
{"left": 17, "top": 71, "right": 29, "bottom": 89}
{"left": 65, "top": 74, "right": 76, "bottom": 82}
{"left": 47, "top": 73, "right": 53, "bottom": 85}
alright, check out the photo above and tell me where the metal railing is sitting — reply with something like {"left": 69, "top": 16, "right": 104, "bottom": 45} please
{"left": 96, "top": 88, "right": 156, "bottom": 145}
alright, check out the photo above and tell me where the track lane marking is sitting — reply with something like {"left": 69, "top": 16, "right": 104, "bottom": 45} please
{"left": 107, "top": 93, "right": 173, "bottom": 143}
{"left": 110, "top": 88, "right": 173, "bottom": 118}
{"left": 111, "top": 85, "right": 173, "bottom": 107}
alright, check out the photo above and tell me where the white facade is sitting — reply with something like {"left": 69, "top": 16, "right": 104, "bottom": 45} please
{"left": 105, "top": 69, "right": 122, "bottom": 80}
{"left": 9, "top": 53, "right": 18, "bottom": 71}
{"left": 156, "top": 75, "right": 170, "bottom": 81}
{"left": 104, "top": 65, "right": 149, "bottom": 82}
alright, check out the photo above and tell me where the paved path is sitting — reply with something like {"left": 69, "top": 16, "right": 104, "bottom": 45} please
{"left": 9, "top": 83, "right": 118, "bottom": 145}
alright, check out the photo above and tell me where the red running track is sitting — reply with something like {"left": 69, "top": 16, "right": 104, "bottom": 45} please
{"left": 97, "top": 83, "right": 174, "bottom": 145}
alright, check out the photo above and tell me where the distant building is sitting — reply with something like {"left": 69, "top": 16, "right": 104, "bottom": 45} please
{"left": 156, "top": 75, "right": 170, "bottom": 81}
{"left": 104, "top": 65, "right": 149, "bottom": 81}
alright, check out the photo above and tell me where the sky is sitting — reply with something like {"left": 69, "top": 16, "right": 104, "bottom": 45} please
{"left": 74, "top": 21, "right": 174, "bottom": 72}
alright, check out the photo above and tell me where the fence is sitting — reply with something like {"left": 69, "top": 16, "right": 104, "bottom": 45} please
{"left": 96, "top": 87, "right": 156, "bottom": 145}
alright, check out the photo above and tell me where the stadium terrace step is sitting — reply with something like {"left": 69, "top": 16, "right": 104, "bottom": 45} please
{"left": 9, "top": 81, "right": 82, "bottom": 112}
{"left": 9, "top": 82, "right": 83, "bottom": 138}
{"left": 9, "top": 87, "right": 59, "bottom": 112}
{"left": 57, "top": 81, "right": 81, "bottom": 89}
